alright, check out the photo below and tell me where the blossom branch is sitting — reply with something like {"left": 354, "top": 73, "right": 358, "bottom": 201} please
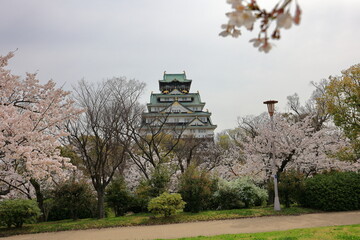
{"left": 220, "top": 0, "right": 301, "bottom": 53}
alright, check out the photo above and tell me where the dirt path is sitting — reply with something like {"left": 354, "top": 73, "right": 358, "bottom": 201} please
{"left": 3, "top": 211, "right": 360, "bottom": 240}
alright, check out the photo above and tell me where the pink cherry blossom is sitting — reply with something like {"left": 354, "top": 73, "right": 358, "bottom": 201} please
{"left": 237, "top": 114, "right": 359, "bottom": 180}
{"left": 0, "top": 52, "right": 82, "bottom": 197}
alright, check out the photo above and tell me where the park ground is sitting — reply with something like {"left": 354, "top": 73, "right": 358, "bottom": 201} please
{"left": 2, "top": 210, "right": 360, "bottom": 240}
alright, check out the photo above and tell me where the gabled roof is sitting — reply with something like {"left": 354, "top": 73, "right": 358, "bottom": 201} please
{"left": 189, "top": 118, "right": 205, "bottom": 126}
{"left": 159, "top": 72, "right": 192, "bottom": 83}
{"left": 161, "top": 101, "right": 193, "bottom": 113}
{"left": 169, "top": 89, "right": 182, "bottom": 95}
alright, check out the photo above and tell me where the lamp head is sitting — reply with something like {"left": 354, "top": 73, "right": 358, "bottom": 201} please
{"left": 263, "top": 100, "right": 278, "bottom": 116}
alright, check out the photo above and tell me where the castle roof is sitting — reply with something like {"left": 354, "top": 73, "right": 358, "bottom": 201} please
{"left": 159, "top": 72, "right": 192, "bottom": 83}
{"left": 149, "top": 93, "right": 204, "bottom": 105}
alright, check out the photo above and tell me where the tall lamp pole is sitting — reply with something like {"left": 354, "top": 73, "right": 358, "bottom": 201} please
{"left": 263, "top": 100, "right": 281, "bottom": 211}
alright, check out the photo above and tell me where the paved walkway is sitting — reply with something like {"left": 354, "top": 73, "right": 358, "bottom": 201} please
{"left": 3, "top": 211, "right": 360, "bottom": 240}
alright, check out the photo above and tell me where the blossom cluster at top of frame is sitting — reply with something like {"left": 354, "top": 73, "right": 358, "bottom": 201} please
{"left": 220, "top": 0, "right": 301, "bottom": 53}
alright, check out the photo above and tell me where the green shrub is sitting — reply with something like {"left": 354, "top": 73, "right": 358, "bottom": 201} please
{"left": 214, "top": 177, "right": 268, "bottom": 209}
{"left": 148, "top": 192, "right": 185, "bottom": 217}
{"left": 51, "top": 180, "right": 96, "bottom": 220}
{"left": 178, "top": 166, "right": 217, "bottom": 213}
{"left": 213, "top": 179, "right": 241, "bottom": 209}
{"left": 42, "top": 198, "right": 55, "bottom": 222}
{"left": 302, "top": 171, "right": 360, "bottom": 211}
{"left": 130, "top": 187, "right": 151, "bottom": 213}
{"left": 147, "top": 165, "right": 171, "bottom": 198}
{"left": 0, "top": 199, "right": 41, "bottom": 228}
{"left": 132, "top": 165, "right": 172, "bottom": 213}
{"left": 277, "top": 171, "right": 306, "bottom": 208}
{"left": 105, "top": 177, "right": 132, "bottom": 216}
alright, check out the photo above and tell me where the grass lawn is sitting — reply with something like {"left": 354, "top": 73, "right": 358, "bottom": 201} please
{"left": 156, "top": 224, "right": 360, "bottom": 240}
{"left": 0, "top": 207, "right": 318, "bottom": 237}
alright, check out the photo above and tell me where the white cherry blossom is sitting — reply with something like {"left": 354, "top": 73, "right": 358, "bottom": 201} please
{"left": 259, "top": 42, "right": 273, "bottom": 53}
{"left": 231, "top": 29, "right": 241, "bottom": 38}
{"left": 221, "top": 0, "right": 302, "bottom": 53}
{"left": 249, "top": 38, "right": 265, "bottom": 47}
{"left": 277, "top": 12, "right": 293, "bottom": 29}
{"left": 227, "top": 10, "right": 256, "bottom": 30}
{"left": 227, "top": 0, "right": 245, "bottom": 10}
{"left": 219, "top": 30, "right": 231, "bottom": 37}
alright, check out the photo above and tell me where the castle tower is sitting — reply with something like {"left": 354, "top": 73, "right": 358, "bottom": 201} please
{"left": 142, "top": 72, "right": 216, "bottom": 138}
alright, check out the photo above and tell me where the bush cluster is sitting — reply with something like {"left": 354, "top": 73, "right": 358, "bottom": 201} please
{"left": 105, "top": 177, "right": 133, "bottom": 216}
{"left": 214, "top": 177, "right": 268, "bottom": 209}
{"left": 178, "top": 166, "right": 217, "bottom": 213}
{"left": 123, "top": 166, "right": 172, "bottom": 214}
{"left": 147, "top": 166, "right": 171, "bottom": 198}
{"left": 0, "top": 199, "right": 41, "bottom": 228}
{"left": 48, "top": 181, "right": 96, "bottom": 221}
{"left": 148, "top": 192, "right": 185, "bottom": 217}
{"left": 301, "top": 171, "right": 360, "bottom": 211}
{"left": 268, "top": 170, "right": 305, "bottom": 208}
{"left": 5, "top": 168, "right": 360, "bottom": 225}
{"left": 275, "top": 171, "right": 306, "bottom": 208}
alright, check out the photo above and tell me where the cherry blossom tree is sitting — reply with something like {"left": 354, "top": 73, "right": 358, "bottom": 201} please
{"left": 209, "top": 129, "right": 246, "bottom": 179}
{"left": 239, "top": 114, "right": 360, "bottom": 180}
{"left": 0, "top": 52, "right": 81, "bottom": 215}
{"left": 220, "top": 0, "right": 301, "bottom": 53}
{"left": 191, "top": 141, "right": 225, "bottom": 173}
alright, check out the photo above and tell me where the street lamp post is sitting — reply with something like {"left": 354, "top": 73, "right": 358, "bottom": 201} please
{"left": 263, "top": 100, "right": 281, "bottom": 211}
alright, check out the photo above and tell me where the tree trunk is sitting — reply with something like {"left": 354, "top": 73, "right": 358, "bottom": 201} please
{"left": 96, "top": 188, "right": 105, "bottom": 219}
{"left": 30, "top": 178, "right": 45, "bottom": 222}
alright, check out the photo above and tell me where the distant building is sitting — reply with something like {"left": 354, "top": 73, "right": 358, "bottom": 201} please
{"left": 141, "top": 72, "right": 216, "bottom": 139}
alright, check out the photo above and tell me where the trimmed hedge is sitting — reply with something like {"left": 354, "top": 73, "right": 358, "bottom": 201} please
{"left": 302, "top": 171, "right": 360, "bottom": 211}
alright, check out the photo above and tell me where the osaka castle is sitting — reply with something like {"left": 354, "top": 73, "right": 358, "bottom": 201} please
{"left": 141, "top": 72, "right": 217, "bottom": 139}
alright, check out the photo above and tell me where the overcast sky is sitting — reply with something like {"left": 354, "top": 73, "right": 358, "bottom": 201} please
{"left": 1, "top": 0, "right": 359, "bottom": 132}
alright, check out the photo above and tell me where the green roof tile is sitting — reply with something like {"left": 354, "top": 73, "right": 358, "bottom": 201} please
{"left": 159, "top": 72, "right": 192, "bottom": 83}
